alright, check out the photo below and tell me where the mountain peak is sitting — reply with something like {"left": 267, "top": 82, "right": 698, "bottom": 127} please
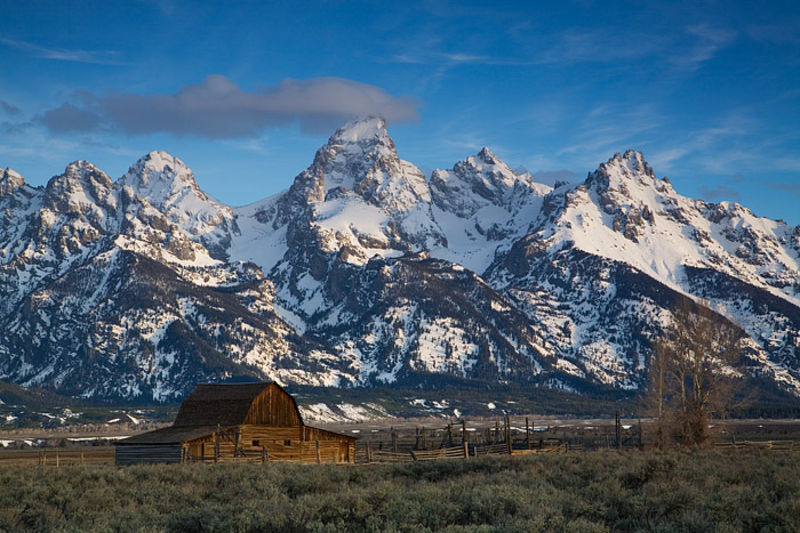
{"left": 43, "top": 160, "right": 116, "bottom": 214}
{"left": 119, "top": 151, "right": 201, "bottom": 202}
{"left": 329, "top": 116, "right": 388, "bottom": 144}
{"left": 125, "top": 151, "right": 193, "bottom": 184}
{"left": 477, "top": 147, "right": 501, "bottom": 165}
{"left": 604, "top": 150, "right": 656, "bottom": 180}
{"left": 0, "top": 167, "right": 25, "bottom": 195}
{"left": 59, "top": 160, "right": 114, "bottom": 190}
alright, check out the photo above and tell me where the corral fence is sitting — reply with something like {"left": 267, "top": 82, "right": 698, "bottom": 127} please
{"left": 713, "top": 440, "right": 798, "bottom": 451}
{"left": 352, "top": 414, "right": 611, "bottom": 464}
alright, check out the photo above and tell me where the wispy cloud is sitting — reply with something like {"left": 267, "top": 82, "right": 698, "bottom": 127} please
{"left": 670, "top": 25, "right": 736, "bottom": 70}
{"left": 388, "top": 51, "right": 530, "bottom": 67}
{"left": 0, "top": 37, "right": 124, "bottom": 65}
{"left": 765, "top": 181, "right": 800, "bottom": 196}
{"left": 648, "top": 148, "right": 691, "bottom": 171}
{"left": 39, "top": 75, "right": 419, "bottom": 138}
{"left": 534, "top": 30, "right": 663, "bottom": 65}
{"left": 698, "top": 185, "right": 742, "bottom": 202}
{"left": 0, "top": 100, "right": 21, "bottom": 115}
{"left": 555, "top": 104, "right": 662, "bottom": 164}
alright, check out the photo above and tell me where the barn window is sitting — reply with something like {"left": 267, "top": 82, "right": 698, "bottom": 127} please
{"left": 284, "top": 439, "right": 291, "bottom": 446}
{"left": 252, "top": 440, "right": 260, "bottom": 447}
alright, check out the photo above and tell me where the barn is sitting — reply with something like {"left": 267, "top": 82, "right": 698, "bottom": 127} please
{"left": 115, "top": 382, "right": 356, "bottom": 465}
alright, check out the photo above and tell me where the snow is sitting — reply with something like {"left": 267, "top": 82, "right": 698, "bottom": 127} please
{"left": 299, "top": 401, "right": 389, "bottom": 423}
{"left": 549, "top": 151, "right": 800, "bottom": 309}
{"left": 330, "top": 117, "right": 387, "bottom": 144}
{"left": 120, "top": 151, "right": 234, "bottom": 239}
{"left": 230, "top": 193, "right": 288, "bottom": 272}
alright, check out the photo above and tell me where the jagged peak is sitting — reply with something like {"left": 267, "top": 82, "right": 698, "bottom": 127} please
{"left": 602, "top": 150, "right": 656, "bottom": 180}
{"left": 41, "top": 160, "right": 116, "bottom": 213}
{"left": 452, "top": 147, "right": 521, "bottom": 186}
{"left": 118, "top": 151, "right": 208, "bottom": 208}
{"left": 0, "top": 167, "right": 25, "bottom": 194}
{"left": 477, "top": 146, "right": 500, "bottom": 164}
{"left": 584, "top": 149, "right": 662, "bottom": 194}
{"left": 122, "top": 151, "right": 194, "bottom": 186}
{"left": 55, "top": 160, "right": 114, "bottom": 188}
{"left": 329, "top": 116, "right": 388, "bottom": 143}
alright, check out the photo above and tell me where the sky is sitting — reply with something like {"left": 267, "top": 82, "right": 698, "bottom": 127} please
{"left": 1, "top": 0, "right": 799, "bottom": 223}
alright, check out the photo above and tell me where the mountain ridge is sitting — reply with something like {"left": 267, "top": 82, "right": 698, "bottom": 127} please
{"left": 1, "top": 117, "right": 799, "bottom": 402}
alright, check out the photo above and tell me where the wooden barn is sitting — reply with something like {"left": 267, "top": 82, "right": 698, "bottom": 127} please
{"left": 115, "top": 382, "right": 355, "bottom": 465}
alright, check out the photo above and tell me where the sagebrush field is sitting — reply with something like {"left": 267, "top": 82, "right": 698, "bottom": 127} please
{"left": 1, "top": 449, "right": 798, "bottom": 532}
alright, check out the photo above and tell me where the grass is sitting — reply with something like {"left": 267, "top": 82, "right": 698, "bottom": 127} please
{"left": 0, "top": 450, "right": 798, "bottom": 532}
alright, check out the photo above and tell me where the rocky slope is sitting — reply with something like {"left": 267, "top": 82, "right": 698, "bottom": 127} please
{"left": 1, "top": 118, "right": 799, "bottom": 401}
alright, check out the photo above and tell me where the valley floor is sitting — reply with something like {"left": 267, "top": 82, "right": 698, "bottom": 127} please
{"left": 1, "top": 449, "right": 798, "bottom": 532}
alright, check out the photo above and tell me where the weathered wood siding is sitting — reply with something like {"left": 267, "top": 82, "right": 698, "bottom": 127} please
{"left": 244, "top": 384, "right": 302, "bottom": 426}
{"left": 183, "top": 425, "right": 354, "bottom": 463}
{"left": 116, "top": 445, "right": 182, "bottom": 465}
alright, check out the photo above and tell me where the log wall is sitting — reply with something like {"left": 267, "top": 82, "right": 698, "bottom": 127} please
{"left": 183, "top": 425, "right": 354, "bottom": 463}
{"left": 115, "top": 445, "right": 182, "bottom": 465}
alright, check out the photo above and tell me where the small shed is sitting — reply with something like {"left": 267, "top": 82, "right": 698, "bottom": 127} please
{"left": 116, "top": 382, "right": 355, "bottom": 465}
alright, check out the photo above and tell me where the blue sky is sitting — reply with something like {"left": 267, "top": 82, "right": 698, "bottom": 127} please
{"left": 1, "top": 1, "right": 799, "bottom": 222}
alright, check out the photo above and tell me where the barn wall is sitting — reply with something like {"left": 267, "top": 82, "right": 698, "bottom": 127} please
{"left": 244, "top": 385, "right": 302, "bottom": 426}
{"left": 183, "top": 425, "right": 355, "bottom": 463}
{"left": 115, "top": 445, "right": 182, "bottom": 465}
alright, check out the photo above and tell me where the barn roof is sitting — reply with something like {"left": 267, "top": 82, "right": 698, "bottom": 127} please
{"left": 116, "top": 425, "right": 220, "bottom": 445}
{"left": 172, "top": 382, "right": 300, "bottom": 427}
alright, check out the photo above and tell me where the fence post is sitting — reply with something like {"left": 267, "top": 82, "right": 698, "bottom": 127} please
{"left": 526, "top": 417, "right": 531, "bottom": 450}
{"left": 505, "top": 414, "right": 512, "bottom": 454}
{"left": 392, "top": 430, "right": 398, "bottom": 453}
{"left": 366, "top": 441, "right": 372, "bottom": 463}
{"left": 637, "top": 419, "right": 644, "bottom": 450}
{"left": 615, "top": 412, "right": 621, "bottom": 450}
{"left": 215, "top": 425, "right": 220, "bottom": 462}
{"left": 463, "top": 441, "right": 469, "bottom": 460}
{"left": 315, "top": 440, "right": 321, "bottom": 464}
{"left": 462, "top": 420, "right": 467, "bottom": 445}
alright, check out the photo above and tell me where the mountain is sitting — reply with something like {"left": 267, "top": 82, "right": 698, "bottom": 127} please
{"left": 1, "top": 118, "right": 799, "bottom": 403}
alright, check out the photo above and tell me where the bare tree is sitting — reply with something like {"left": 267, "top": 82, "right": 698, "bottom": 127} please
{"left": 647, "top": 298, "right": 744, "bottom": 447}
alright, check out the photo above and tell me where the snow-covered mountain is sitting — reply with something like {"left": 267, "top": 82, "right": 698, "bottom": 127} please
{"left": 1, "top": 118, "right": 799, "bottom": 401}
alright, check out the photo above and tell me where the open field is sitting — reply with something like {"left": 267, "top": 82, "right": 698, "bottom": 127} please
{"left": 0, "top": 447, "right": 115, "bottom": 467}
{"left": 1, "top": 449, "right": 798, "bottom": 532}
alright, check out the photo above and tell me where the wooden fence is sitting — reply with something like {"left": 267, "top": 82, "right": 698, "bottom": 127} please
{"left": 713, "top": 440, "right": 797, "bottom": 451}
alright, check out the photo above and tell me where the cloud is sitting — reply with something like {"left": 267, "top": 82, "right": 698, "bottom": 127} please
{"left": 672, "top": 25, "right": 736, "bottom": 69}
{"left": 530, "top": 170, "right": 579, "bottom": 187}
{"left": 40, "top": 103, "right": 102, "bottom": 133}
{"left": 765, "top": 181, "right": 800, "bottom": 196}
{"left": 698, "top": 185, "right": 742, "bottom": 203}
{"left": 0, "top": 100, "right": 21, "bottom": 115}
{"left": 0, "top": 37, "right": 123, "bottom": 65}
{"left": 40, "top": 75, "right": 419, "bottom": 138}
